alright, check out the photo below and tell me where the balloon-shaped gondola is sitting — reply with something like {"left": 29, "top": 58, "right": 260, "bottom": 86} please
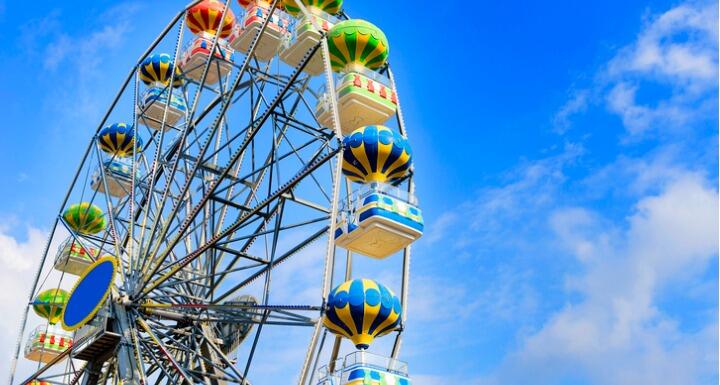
{"left": 315, "top": 19, "right": 396, "bottom": 133}
{"left": 341, "top": 125, "right": 412, "bottom": 184}
{"left": 327, "top": 19, "right": 389, "bottom": 72}
{"left": 186, "top": 0, "right": 236, "bottom": 38}
{"left": 237, "top": 0, "right": 285, "bottom": 9}
{"left": 137, "top": 53, "right": 187, "bottom": 130}
{"left": 323, "top": 278, "right": 402, "bottom": 349}
{"left": 181, "top": 0, "right": 236, "bottom": 84}
{"left": 62, "top": 203, "right": 106, "bottom": 235}
{"left": 97, "top": 123, "right": 141, "bottom": 158}
{"left": 139, "top": 53, "right": 183, "bottom": 87}
{"left": 230, "top": 0, "right": 291, "bottom": 61}
{"left": 32, "top": 289, "right": 70, "bottom": 325}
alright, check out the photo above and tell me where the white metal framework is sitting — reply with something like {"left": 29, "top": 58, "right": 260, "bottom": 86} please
{"left": 9, "top": 2, "right": 415, "bottom": 385}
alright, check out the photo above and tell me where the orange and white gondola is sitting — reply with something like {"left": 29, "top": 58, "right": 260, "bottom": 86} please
{"left": 181, "top": 0, "right": 236, "bottom": 84}
{"left": 229, "top": 0, "right": 292, "bottom": 61}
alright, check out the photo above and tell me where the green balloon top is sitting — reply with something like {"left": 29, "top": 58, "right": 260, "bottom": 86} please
{"left": 33, "top": 289, "right": 70, "bottom": 324}
{"left": 63, "top": 202, "right": 106, "bottom": 235}
{"left": 327, "top": 19, "right": 389, "bottom": 73}
{"left": 282, "top": 0, "right": 342, "bottom": 16}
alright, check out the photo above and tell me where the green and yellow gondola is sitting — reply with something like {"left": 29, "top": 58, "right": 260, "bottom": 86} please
{"left": 62, "top": 203, "right": 106, "bottom": 235}
{"left": 327, "top": 19, "right": 389, "bottom": 72}
{"left": 32, "top": 289, "right": 70, "bottom": 325}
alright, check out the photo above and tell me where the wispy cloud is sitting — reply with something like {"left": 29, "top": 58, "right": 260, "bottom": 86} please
{"left": 17, "top": 3, "right": 142, "bottom": 126}
{"left": 607, "top": 2, "right": 718, "bottom": 83}
{"left": 554, "top": 1, "right": 718, "bottom": 139}
{"left": 553, "top": 89, "right": 590, "bottom": 133}
{"left": 416, "top": 2, "right": 718, "bottom": 383}
{"left": 483, "top": 172, "right": 717, "bottom": 385}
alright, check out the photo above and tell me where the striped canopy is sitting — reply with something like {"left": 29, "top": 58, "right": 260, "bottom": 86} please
{"left": 342, "top": 125, "right": 412, "bottom": 184}
{"left": 138, "top": 53, "right": 183, "bottom": 87}
{"left": 33, "top": 289, "right": 70, "bottom": 325}
{"left": 97, "top": 123, "right": 141, "bottom": 157}
{"left": 327, "top": 19, "right": 389, "bottom": 72}
{"left": 63, "top": 203, "right": 106, "bottom": 235}
{"left": 282, "top": 0, "right": 342, "bottom": 16}
{"left": 323, "top": 278, "right": 402, "bottom": 349}
{"left": 186, "top": 0, "right": 236, "bottom": 38}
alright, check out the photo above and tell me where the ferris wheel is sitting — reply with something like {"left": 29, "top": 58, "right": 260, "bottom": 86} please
{"left": 9, "top": 1, "right": 423, "bottom": 385}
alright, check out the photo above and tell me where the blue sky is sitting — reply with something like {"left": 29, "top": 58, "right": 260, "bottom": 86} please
{"left": 0, "top": 1, "right": 717, "bottom": 384}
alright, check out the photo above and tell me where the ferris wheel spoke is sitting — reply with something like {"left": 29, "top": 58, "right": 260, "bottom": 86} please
{"left": 217, "top": 214, "right": 329, "bottom": 249}
{"left": 143, "top": 127, "right": 324, "bottom": 296}
{"left": 209, "top": 206, "right": 280, "bottom": 292}
{"left": 140, "top": 24, "right": 288, "bottom": 267}
{"left": 215, "top": 129, "right": 330, "bottom": 194}
{"left": 139, "top": 31, "right": 324, "bottom": 290}
{"left": 212, "top": 225, "right": 328, "bottom": 304}
{"left": 197, "top": 325, "right": 254, "bottom": 385}
{"left": 152, "top": 261, "right": 265, "bottom": 292}
{"left": 282, "top": 135, "right": 334, "bottom": 203}
{"left": 139, "top": 142, "right": 337, "bottom": 299}
{"left": 140, "top": 321, "right": 244, "bottom": 384}
{"left": 137, "top": 340, "right": 181, "bottom": 384}
{"left": 210, "top": 108, "right": 315, "bottom": 234}
{"left": 91, "top": 147, "right": 130, "bottom": 268}
{"left": 207, "top": 103, "right": 326, "bottom": 278}
{"left": 136, "top": 316, "right": 197, "bottom": 383}
{"left": 135, "top": 126, "right": 179, "bottom": 271}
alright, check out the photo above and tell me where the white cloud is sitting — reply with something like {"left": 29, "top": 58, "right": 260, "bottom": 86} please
{"left": 608, "top": 3, "right": 718, "bottom": 82}
{"left": 605, "top": 81, "right": 693, "bottom": 136}
{"left": 35, "top": 3, "right": 138, "bottom": 73}
{"left": 556, "top": 2, "right": 718, "bottom": 137}
{"left": 579, "top": 145, "right": 700, "bottom": 199}
{"left": 17, "top": 3, "right": 141, "bottom": 127}
{"left": 553, "top": 89, "right": 589, "bottom": 133}
{"left": 443, "top": 142, "right": 583, "bottom": 253}
{"left": 0, "top": 223, "right": 48, "bottom": 376}
{"left": 606, "top": 1, "right": 718, "bottom": 137}
{"left": 483, "top": 173, "right": 718, "bottom": 385}
{"left": 45, "top": 21, "right": 130, "bottom": 73}
{"left": 424, "top": 211, "right": 458, "bottom": 244}
{"left": 410, "top": 111, "right": 716, "bottom": 383}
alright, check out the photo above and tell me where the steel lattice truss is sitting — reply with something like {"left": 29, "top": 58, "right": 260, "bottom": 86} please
{"left": 9, "top": 1, "right": 414, "bottom": 385}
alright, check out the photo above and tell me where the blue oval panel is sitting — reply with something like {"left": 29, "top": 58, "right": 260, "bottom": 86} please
{"left": 62, "top": 257, "right": 116, "bottom": 330}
